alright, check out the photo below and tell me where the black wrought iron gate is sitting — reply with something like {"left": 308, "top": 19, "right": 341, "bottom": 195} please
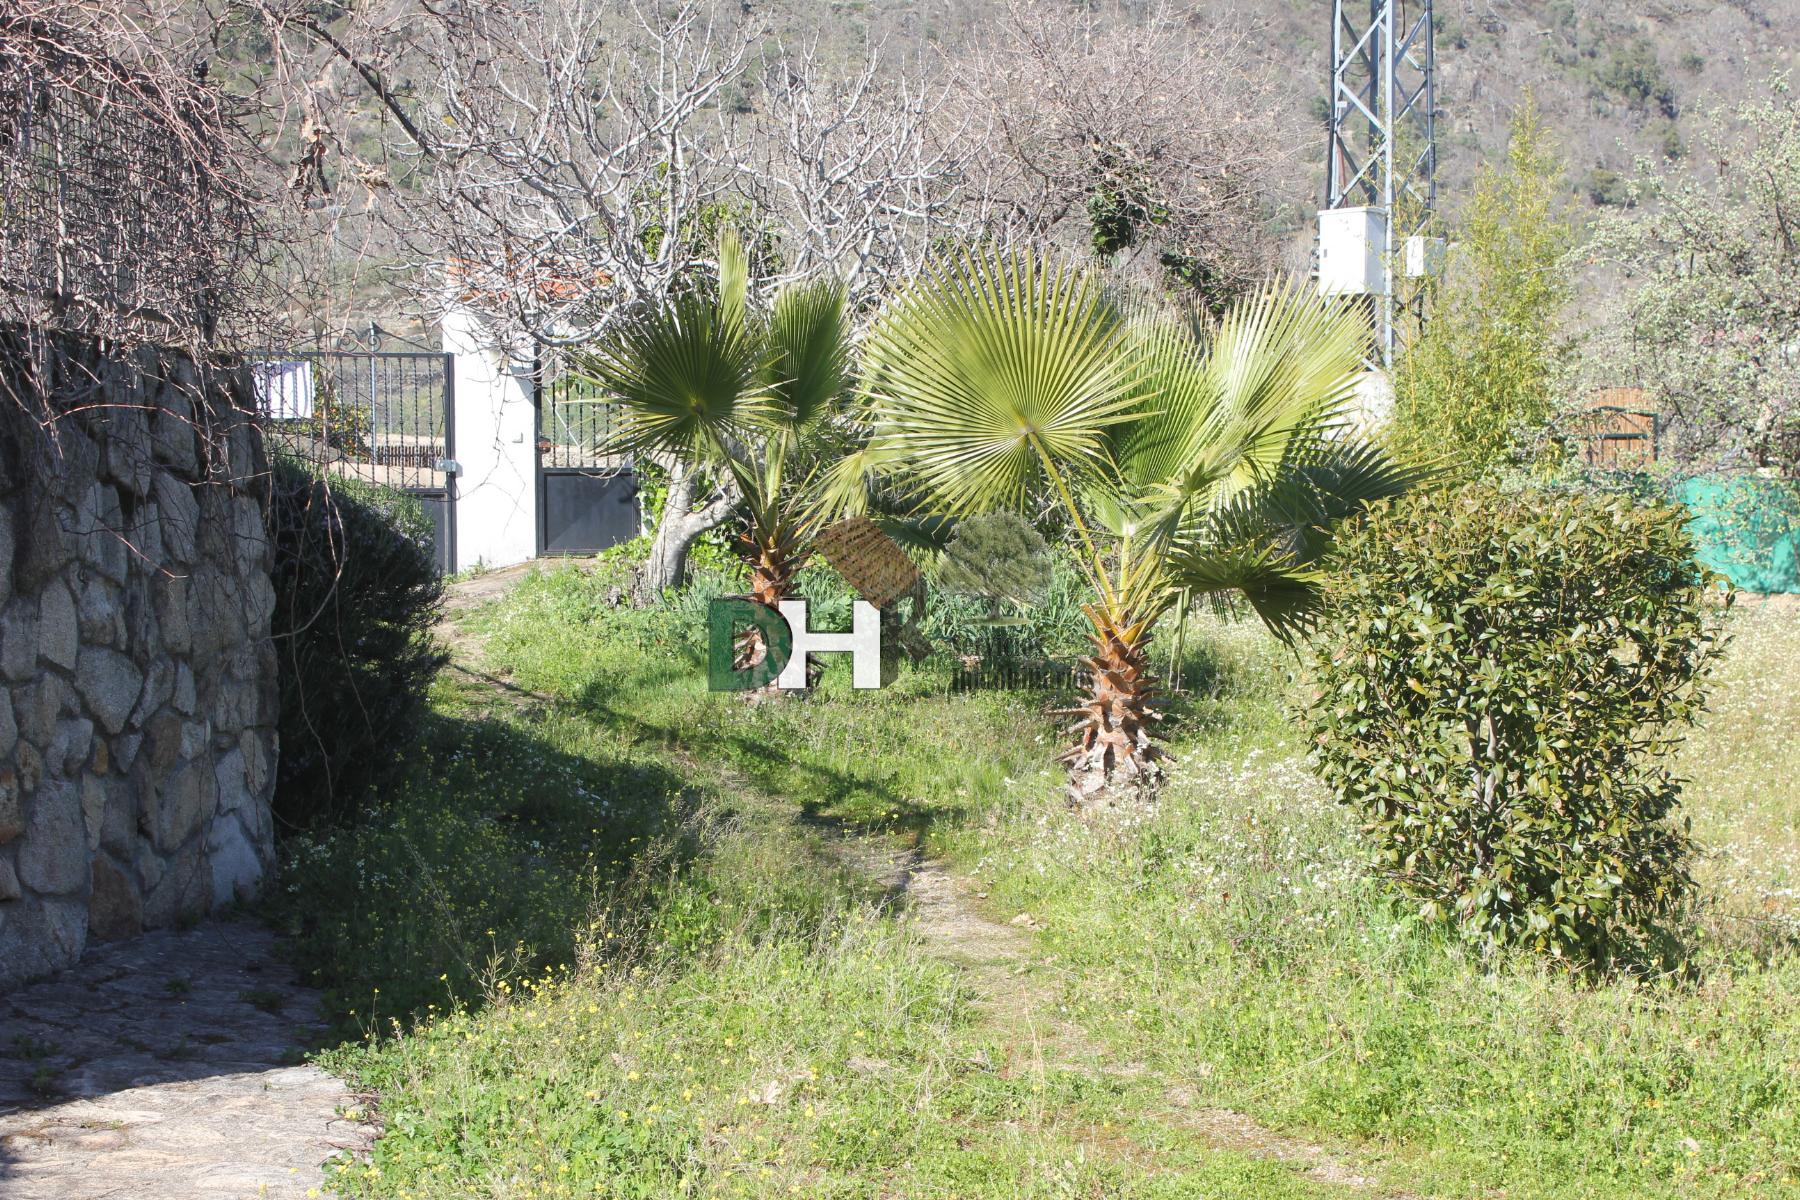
{"left": 535, "top": 371, "right": 640, "bottom": 556}
{"left": 249, "top": 351, "right": 458, "bottom": 572}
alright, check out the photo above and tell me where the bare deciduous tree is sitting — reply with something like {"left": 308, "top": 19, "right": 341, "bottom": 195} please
{"left": 740, "top": 41, "right": 985, "bottom": 303}
{"left": 0, "top": 0, "right": 272, "bottom": 353}
{"left": 268, "top": 1, "right": 984, "bottom": 338}
{"left": 953, "top": 0, "right": 1294, "bottom": 306}
{"left": 252, "top": 0, "right": 1292, "bottom": 591}
{"left": 266, "top": 0, "right": 992, "bottom": 593}
{"left": 401, "top": 0, "right": 755, "bottom": 345}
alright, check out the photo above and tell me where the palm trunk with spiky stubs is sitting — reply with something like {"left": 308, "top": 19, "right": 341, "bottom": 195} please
{"left": 1054, "top": 607, "right": 1168, "bottom": 804}
{"left": 744, "top": 525, "right": 806, "bottom": 608}
{"left": 733, "top": 522, "right": 813, "bottom": 686}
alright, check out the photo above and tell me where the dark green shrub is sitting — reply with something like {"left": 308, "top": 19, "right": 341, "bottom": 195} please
{"left": 1585, "top": 166, "right": 1634, "bottom": 208}
{"left": 1306, "top": 484, "right": 1724, "bottom": 968}
{"left": 932, "top": 512, "right": 1051, "bottom": 609}
{"left": 1594, "top": 40, "right": 1677, "bottom": 117}
{"left": 268, "top": 456, "right": 446, "bottom": 828}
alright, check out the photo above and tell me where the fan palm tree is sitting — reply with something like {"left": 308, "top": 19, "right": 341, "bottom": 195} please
{"left": 840, "top": 250, "right": 1421, "bottom": 800}
{"left": 578, "top": 233, "right": 854, "bottom": 611}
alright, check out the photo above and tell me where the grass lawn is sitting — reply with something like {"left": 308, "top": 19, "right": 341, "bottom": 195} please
{"left": 276, "top": 560, "right": 1800, "bottom": 1199}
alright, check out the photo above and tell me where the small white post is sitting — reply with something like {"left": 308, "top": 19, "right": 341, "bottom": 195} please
{"left": 441, "top": 304, "right": 538, "bottom": 573}
{"left": 776, "top": 600, "right": 883, "bottom": 690}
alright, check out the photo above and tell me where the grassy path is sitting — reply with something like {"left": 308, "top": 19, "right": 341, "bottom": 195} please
{"left": 412, "top": 570, "right": 1408, "bottom": 1195}
{"left": 907, "top": 860, "right": 1390, "bottom": 1193}
{"left": 849, "top": 834, "right": 1407, "bottom": 1196}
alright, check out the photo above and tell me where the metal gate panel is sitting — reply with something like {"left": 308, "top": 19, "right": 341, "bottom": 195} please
{"left": 250, "top": 350, "right": 457, "bottom": 572}
{"left": 542, "top": 472, "right": 639, "bottom": 555}
{"left": 536, "top": 370, "right": 640, "bottom": 556}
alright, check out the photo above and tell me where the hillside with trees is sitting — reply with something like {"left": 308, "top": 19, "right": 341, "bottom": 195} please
{"left": 231, "top": 0, "right": 1800, "bottom": 341}
{"left": 777, "top": 0, "right": 1800, "bottom": 222}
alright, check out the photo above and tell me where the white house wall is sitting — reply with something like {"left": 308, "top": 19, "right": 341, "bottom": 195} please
{"left": 441, "top": 307, "right": 538, "bottom": 573}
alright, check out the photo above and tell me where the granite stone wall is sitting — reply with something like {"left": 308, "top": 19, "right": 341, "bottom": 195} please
{"left": 0, "top": 331, "right": 278, "bottom": 991}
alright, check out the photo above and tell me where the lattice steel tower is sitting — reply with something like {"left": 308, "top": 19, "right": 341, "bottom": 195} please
{"left": 1321, "top": 0, "right": 1437, "bottom": 368}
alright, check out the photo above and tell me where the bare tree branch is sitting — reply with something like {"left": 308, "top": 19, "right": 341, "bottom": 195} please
{"left": 949, "top": 0, "right": 1295, "bottom": 304}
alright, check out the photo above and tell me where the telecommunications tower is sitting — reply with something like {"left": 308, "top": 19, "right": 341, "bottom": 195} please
{"left": 1317, "top": 0, "right": 1438, "bottom": 369}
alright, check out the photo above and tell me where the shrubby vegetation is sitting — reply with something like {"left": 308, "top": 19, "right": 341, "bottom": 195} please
{"left": 1390, "top": 98, "right": 1576, "bottom": 476}
{"left": 293, "top": 555, "right": 1800, "bottom": 1198}
{"left": 930, "top": 511, "right": 1052, "bottom": 613}
{"left": 921, "top": 513, "right": 1092, "bottom": 668}
{"left": 1584, "top": 77, "right": 1800, "bottom": 473}
{"left": 925, "top": 553, "right": 1091, "bottom": 670}
{"left": 1307, "top": 485, "right": 1723, "bottom": 968}
{"left": 953, "top": 610, "right": 1800, "bottom": 1198}
{"left": 267, "top": 456, "right": 446, "bottom": 828}
{"left": 1593, "top": 40, "right": 1677, "bottom": 117}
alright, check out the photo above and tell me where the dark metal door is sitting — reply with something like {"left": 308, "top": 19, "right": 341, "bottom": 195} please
{"left": 535, "top": 371, "right": 640, "bottom": 556}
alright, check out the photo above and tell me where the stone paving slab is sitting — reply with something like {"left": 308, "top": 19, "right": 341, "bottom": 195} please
{"left": 0, "top": 920, "right": 376, "bottom": 1199}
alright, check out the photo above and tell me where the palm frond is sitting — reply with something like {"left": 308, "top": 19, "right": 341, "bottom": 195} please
{"left": 1106, "top": 318, "right": 1221, "bottom": 490}
{"left": 872, "top": 513, "right": 957, "bottom": 558}
{"left": 1165, "top": 438, "right": 1426, "bottom": 640}
{"left": 860, "top": 249, "right": 1147, "bottom": 516}
{"left": 579, "top": 293, "right": 767, "bottom": 463}
{"left": 1167, "top": 537, "right": 1326, "bottom": 644}
{"left": 813, "top": 437, "right": 905, "bottom": 520}
{"left": 719, "top": 226, "right": 748, "bottom": 332}
{"left": 1194, "top": 278, "right": 1370, "bottom": 498}
{"left": 763, "top": 278, "right": 851, "bottom": 433}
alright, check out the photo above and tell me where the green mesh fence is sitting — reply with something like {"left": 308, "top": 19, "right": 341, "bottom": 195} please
{"left": 1680, "top": 475, "right": 1800, "bottom": 594}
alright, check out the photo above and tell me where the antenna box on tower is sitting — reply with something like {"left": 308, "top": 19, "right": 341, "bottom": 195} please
{"left": 1404, "top": 235, "right": 1447, "bottom": 278}
{"left": 1317, "top": 206, "right": 1388, "bottom": 296}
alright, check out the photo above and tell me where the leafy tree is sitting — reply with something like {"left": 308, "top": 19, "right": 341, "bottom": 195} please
{"left": 580, "top": 233, "right": 853, "bottom": 607}
{"left": 1390, "top": 97, "right": 1576, "bottom": 476}
{"left": 840, "top": 251, "right": 1420, "bottom": 800}
{"left": 1308, "top": 484, "right": 1722, "bottom": 969}
{"left": 1584, "top": 77, "right": 1800, "bottom": 474}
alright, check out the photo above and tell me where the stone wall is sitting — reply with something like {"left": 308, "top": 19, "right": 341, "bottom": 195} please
{"left": 0, "top": 330, "right": 278, "bottom": 991}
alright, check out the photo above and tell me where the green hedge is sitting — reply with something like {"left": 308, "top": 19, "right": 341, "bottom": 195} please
{"left": 268, "top": 457, "right": 447, "bottom": 829}
{"left": 1307, "top": 484, "right": 1724, "bottom": 969}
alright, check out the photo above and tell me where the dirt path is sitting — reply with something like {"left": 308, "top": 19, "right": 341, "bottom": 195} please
{"left": 437, "top": 561, "right": 541, "bottom": 668}
{"left": 863, "top": 842, "right": 1406, "bottom": 1194}
{"left": 0, "top": 922, "right": 376, "bottom": 1200}
{"left": 436, "top": 562, "right": 568, "bottom": 715}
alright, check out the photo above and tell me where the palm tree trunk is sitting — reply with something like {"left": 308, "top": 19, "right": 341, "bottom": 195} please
{"left": 1055, "top": 608, "right": 1167, "bottom": 803}
{"left": 745, "top": 536, "right": 805, "bottom": 608}
{"left": 734, "top": 523, "right": 813, "bottom": 687}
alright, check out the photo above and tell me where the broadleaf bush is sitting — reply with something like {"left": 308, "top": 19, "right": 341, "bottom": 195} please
{"left": 1307, "top": 484, "right": 1725, "bottom": 968}
{"left": 268, "top": 456, "right": 447, "bottom": 828}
